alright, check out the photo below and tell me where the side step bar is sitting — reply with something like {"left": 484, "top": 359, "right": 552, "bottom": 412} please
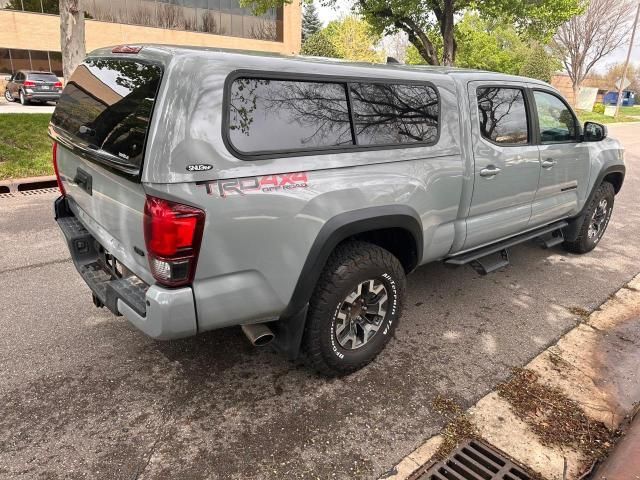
{"left": 445, "top": 220, "right": 568, "bottom": 275}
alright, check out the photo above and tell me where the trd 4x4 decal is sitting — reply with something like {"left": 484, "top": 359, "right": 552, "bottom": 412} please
{"left": 198, "top": 172, "right": 309, "bottom": 198}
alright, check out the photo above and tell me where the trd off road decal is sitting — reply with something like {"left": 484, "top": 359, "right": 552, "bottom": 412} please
{"left": 198, "top": 172, "right": 309, "bottom": 198}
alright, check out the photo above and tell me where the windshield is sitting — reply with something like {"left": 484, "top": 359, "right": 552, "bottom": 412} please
{"left": 50, "top": 58, "right": 163, "bottom": 176}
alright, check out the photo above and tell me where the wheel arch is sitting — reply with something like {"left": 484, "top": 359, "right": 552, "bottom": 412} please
{"left": 603, "top": 170, "right": 624, "bottom": 193}
{"left": 270, "top": 205, "right": 423, "bottom": 359}
{"left": 564, "top": 165, "right": 625, "bottom": 242}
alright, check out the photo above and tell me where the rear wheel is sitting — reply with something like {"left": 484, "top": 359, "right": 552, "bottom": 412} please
{"left": 4, "top": 90, "right": 14, "bottom": 102}
{"left": 302, "top": 240, "right": 406, "bottom": 376}
{"left": 563, "top": 182, "right": 615, "bottom": 254}
{"left": 19, "top": 90, "right": 29, "bottom": 105}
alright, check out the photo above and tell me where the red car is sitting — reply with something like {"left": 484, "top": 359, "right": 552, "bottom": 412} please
{"left": 4, "top": 70, "right": 63, "bottom": 105}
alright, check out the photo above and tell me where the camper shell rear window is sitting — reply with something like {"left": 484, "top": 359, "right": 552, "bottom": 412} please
{"left": 50, "top": 58, "right": 163, "bottom": 177}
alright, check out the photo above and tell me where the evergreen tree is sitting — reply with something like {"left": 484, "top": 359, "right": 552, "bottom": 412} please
{"left": 301, "top": 2, "right": 322, "bottom": 42}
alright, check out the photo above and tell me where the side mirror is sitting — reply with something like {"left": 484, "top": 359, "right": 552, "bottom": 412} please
{"left": 4, "top": 76, "right": 11, "bottom": 81}
{"left": 583, "top": 121, "right": 607, "bottom": 142}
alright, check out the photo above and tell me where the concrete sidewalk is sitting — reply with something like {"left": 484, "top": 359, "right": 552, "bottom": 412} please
{"left": 0, "top": 99, "right": 55, "bottom": 114}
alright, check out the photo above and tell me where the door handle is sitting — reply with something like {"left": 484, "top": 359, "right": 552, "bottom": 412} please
{"left": 479, "top": 166, "right": 501, "bottom": 177}
{"left": 541, "top": 158, "right": 557, "bottom": 169}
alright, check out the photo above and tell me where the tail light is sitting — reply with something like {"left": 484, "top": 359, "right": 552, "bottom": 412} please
{"left": 144, "top": 196, "right": 205, "bottom": 288}
{"left": 112, "top": 45, "right": 143, "bottom": 54}
{"left": 23, "top": 80, "right": 36, "bottom": 87}
{"left": 54, "top": 81, "right": 63, "bottom": 88}
{"left": 52, "top": 142, "right": 66, "bottom": 196}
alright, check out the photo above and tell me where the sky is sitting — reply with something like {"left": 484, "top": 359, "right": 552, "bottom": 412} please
{"left": 314, "top": 1, "right": 639, "bottom": 72}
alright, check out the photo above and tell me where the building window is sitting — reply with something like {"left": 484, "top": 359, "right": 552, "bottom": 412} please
{"left": 0, "top": 48, "right": 63, "bottom": 76}
{"left": 3, "top": 0, "right": 283, "bottom": 41}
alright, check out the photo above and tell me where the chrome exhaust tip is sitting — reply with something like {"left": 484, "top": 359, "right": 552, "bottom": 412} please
{"left": 241, "top": 323, "right": 275, "bottom": 347}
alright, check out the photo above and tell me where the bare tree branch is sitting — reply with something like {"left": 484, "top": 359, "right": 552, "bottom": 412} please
{"left": 552, "top": 0, "right": 635, "bottom": 105}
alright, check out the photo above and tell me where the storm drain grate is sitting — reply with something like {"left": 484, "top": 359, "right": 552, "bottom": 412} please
{"left": 415, "top": 440, "right": 531, "bottom": 480}
{"left": 19, "top": 187, "right": 59, "bottom": 196}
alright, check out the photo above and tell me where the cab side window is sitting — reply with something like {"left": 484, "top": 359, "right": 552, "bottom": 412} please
{"left": 476, "top": 87, "right": 529, "bottom": 145}
{"left": 533, "top": 91, "right": 578, "bottom": 143}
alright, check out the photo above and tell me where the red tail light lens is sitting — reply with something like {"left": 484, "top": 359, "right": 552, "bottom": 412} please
{"left": 112, "top": 45, "right": 143, "bottom": 54}
{"left": 54, "top": 81, "right": 63, "bottom": 88}
{"left": 23, "top": 80, "right": 36, "bottom": 87}
{"left": 144, "top": 196, "right": 205, "bottom": 287}
{"left": 52, "top": 142, "right": 66, "bottom": 196}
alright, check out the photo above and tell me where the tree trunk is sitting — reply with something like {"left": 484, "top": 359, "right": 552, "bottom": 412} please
{"left": 59, "top": 0, "right": 85, "bottom": 81}
{"left": 572, "top": 82, "right": 580, "bottom": 108}
{"left": 438, "top": 0, "right": 456, "bottom": 66}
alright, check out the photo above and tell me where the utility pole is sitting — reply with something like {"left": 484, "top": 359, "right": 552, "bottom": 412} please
{"left": 615, "top": 1, "right": 640, "bottom": 118}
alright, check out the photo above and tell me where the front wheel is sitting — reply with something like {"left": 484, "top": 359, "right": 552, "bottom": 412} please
{"left": 302, "top": 241, "right": 406, "bottom": 376}
{"left": 4, "top": 90, "right": 14, "bottom": 102}
{"left": 563, "top": 182, "right": 615, "bottom": 254}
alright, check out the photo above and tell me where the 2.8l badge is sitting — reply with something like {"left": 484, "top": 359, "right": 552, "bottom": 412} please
{"left": 186, "top": 164, "right": 213, "bottom": 172}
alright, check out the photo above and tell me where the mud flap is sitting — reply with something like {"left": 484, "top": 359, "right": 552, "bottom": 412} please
{"left": 270, "top": 304, "right": 309, "bottom": 361}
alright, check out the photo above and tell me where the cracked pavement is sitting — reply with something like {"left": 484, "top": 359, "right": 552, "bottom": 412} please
{"left": 0, "top": 124, "right": 639, "bottom": 479}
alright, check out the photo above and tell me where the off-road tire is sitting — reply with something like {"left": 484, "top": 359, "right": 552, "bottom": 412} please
{"left": 302, "top": 240, "right": 406, "bottom": 377}
{"left": 563, "top": 182, "right": 615, "bottom": 254}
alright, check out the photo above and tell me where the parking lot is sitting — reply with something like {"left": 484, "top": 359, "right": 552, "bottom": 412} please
{"left": 0, "top": 123, "right": 639, "bottom": 480}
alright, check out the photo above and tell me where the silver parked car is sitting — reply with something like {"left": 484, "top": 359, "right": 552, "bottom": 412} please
{"left": 50, "top": 45, "right": 625, "bottom": 376}
{"left": 4, "top": 70, "right": 63, "bottom": 105}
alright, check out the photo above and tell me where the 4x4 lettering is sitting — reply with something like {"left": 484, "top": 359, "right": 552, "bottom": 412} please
{"left": 259, "top": 175, "right": 279, "bottom": 187}
{"left": 280, "top": 172, "right": 308, "bottom": 185}
{"left": 199, "top": 172, "right": 309, "bottom": 197}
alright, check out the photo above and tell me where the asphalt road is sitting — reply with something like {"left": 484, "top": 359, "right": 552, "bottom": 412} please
{"left": 1, "top": 124, "right": 639, "bottom": 480}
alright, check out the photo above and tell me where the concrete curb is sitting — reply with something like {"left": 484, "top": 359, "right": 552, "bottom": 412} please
{"left": 0, "top": 175, "right": 57, "bottom": 194}
{"left": 382, "top": 273, "right": 640, "bottom": 480}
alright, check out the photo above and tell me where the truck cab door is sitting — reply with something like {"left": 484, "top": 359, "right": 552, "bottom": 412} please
{"left": 463, "top": 82, "right": 540, "bottom": 250}
{"left": 528, "top": 88, "right": 591, "bottom": 227}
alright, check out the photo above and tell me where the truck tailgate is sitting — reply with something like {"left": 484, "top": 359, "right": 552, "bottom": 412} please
{"left": 56, "top": 145, "right": 152, "bottom": 284}
{"left": 49, "top": 56, "right": 164, "bottom": 284}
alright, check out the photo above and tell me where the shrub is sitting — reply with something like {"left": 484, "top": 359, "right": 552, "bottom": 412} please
{"left": 593, "top": 103, "right": 605, "bottom": 114}
{"left": 301, "top": 31, "right": 340, "bottom": 59}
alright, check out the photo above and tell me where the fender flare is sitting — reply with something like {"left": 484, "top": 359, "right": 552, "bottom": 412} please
{"left": 564, "top": 165, "right": 625, "bottom": 242}
{"left": 271, "top": 205, "right": 423, "bottom": 360}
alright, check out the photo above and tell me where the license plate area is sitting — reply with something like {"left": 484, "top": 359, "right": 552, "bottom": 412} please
{"left": 95, "top": 241, "right": 132, "bottom": 279}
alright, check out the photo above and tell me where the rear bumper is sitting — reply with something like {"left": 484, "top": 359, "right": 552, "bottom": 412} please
{"left": 55, "top": 196, "right": 197, "bottom": 340}
{"left": 25, "top": 92, "right": 61, "bottom": 101}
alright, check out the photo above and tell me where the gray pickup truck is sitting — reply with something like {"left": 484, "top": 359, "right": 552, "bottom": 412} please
{"left": 50, "top": 45, "right": 625, "bottom": 376}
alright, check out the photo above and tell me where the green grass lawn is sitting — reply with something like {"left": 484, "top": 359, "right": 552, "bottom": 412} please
{"left": 0, "top": 113, "right": 53, "bottom": 180}
{"left": 576, "top": 110, "right": 638, "bottom": 124}
{"left": 620, "top": 105, "right": 640, "bottom": 116}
